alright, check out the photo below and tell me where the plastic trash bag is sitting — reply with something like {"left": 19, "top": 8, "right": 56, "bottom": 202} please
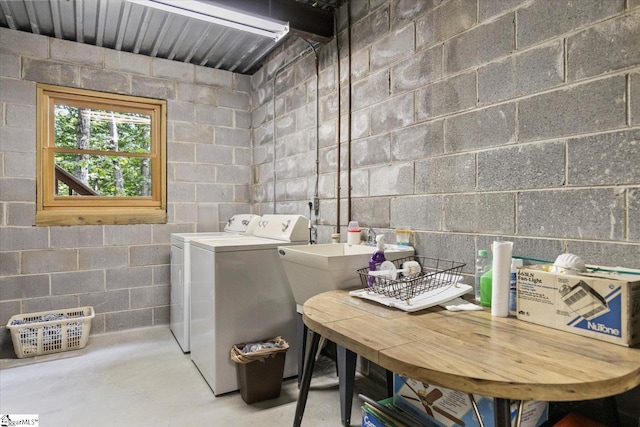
{"left": 230, "top": 336, "right": 289, "bottom": 364}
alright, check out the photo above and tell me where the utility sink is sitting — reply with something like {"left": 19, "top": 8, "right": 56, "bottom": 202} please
{"left": 277, "top": 243, "right": 414, "bottom": 310}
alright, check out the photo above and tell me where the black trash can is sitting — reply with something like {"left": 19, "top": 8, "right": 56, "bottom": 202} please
{"left": 230, "top": 336, "right": 289, "bottom": 404}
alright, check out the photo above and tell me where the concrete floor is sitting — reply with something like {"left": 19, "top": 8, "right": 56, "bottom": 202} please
{"left": 0, "top": 326, "right": 386, "bottom": 427}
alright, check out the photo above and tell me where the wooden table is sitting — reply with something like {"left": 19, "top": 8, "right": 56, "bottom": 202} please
{"left": 293, "top": 290, "right": 640, "bottom": 427}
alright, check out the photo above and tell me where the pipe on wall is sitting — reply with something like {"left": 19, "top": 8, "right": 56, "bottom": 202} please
{"left": 335, "top": 7, "right": 342, "bottom": 234}
{"left": 346, "top": 1, "right": 352, "bottom": 225}
{"left": 301, "top": 38, "right": 320, "bottom": 223}
{"left": 334, "top": 1, "right": 351, "bottom": 233}
{"left": 335, "top": 1, "right": 352, "bottom": 232}
{"left": 272, "top": 40, "right": 318, "bottom": 214}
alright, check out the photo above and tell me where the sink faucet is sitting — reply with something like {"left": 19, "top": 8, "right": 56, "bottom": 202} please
{"left": 308, "top": 202, "right": 316, "bottom": 244}
{"left": 308, "top": 223, "right": 316, "bottom": 245}
{"left": 366, "top": 228, "right": 376, "bottom": 246}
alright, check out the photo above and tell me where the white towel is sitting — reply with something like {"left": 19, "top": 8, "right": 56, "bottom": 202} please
{"left": 439, "top": 297, "right": 484, "bottom": 311}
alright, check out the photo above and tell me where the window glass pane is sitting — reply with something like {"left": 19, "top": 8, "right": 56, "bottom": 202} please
{"left": 54, "top": 153, "right": 152, "bottom": 197}
{"left": 37, "top": 84, "right": 166, "bottom": 225}
{"left": 54, "top": 105, "right": 151, "bottom": 153}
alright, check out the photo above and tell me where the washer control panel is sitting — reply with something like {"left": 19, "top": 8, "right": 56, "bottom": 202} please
{"left": 253, "top": 214, "right": 308, "bottom": 242}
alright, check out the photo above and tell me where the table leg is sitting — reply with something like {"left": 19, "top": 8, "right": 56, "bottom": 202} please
{"left": 494, "top": 398, "right": 511, "bottom": 427}
{"left": 513, "top": 400, "right": 524, "bottom": 427}
{"left": 296, "top": 313, "right": 307, "bottom": 388}
{"left": 602, "top": 396, "right": 621, "bottom": 427}
{"left": 385, "top": 370, "right": 394, "bottom": 398}
{"left": 337, "top": 345, "right": 356, "bottom": 426}
{"left": 469, "top": 394, "right": 484, "bottom": 427}
{"left": 293, "top": 330, "right": 321, "bottom": 427}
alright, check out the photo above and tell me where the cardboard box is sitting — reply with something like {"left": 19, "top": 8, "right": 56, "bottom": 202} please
{"left": 516, "top": 265, "right": 640, "bottom": 346}
{"left": 393, "top": 374, "right": 548, "bottom": 427}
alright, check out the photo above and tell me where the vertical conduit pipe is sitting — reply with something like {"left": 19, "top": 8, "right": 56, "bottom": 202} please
{"left": 335, "top": 7, "right": 341, "bottom": 234}
{"left": 335, "top": 1, "right": 352, "bottom": 232}
{"left": 272, "top": 41, "right": 316, "bottom": 214}
{"left": 347, "top": 2, "right": 353, "bottom": 224}
{"left": 300, "top": 39, "right": 320, "bottom": 223}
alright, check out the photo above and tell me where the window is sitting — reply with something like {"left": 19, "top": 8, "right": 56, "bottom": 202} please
{"left": 36, "top": 84, "right": 167, "bottom": 226}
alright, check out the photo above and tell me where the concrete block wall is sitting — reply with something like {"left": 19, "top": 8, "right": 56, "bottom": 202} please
{"left": 0, "top": 27, "right": 252, "bottom": 356}
{"left": 250, "top": 1, "right": 640, "bottom": 420}
{"left": 252, "top": 0, "right": 640, "bottom": 273}
{"left": 250, "top": 38, "right": 322, "bottom": 216}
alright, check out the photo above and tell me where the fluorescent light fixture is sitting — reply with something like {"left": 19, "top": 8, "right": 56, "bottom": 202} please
{"left": 129, "top": 0, "right": 289, "bottom": 41}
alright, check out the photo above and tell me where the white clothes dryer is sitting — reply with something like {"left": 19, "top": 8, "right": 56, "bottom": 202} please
{"left": 170, "top": 214, "right": 260, "bottom": 352}
{"left": 189, "top": 214, "right": 308, "bottom": 395}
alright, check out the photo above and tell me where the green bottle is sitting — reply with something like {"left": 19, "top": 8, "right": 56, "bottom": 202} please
{"left": 480, "top": 268, "right": 493, "bottom": 307}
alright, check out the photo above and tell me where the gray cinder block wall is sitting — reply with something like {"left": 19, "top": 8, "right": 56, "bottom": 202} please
{"left": 0, "top": 27, "right": 253, "bottom": 356}
{"left": 0, "top": 0, "right": 638, "bottom": 419}
{"left": 251, "top": 0, "right": 640, "bottom": 421}
{"left": 252, "top": 0, "right": 640, "bottom": 269}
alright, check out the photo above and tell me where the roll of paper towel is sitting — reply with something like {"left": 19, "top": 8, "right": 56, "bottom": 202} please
{"left": 491, "top": 241, "right": 513, "bottom": 317}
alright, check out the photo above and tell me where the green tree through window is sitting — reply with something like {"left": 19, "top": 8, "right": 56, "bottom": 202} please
{"left": 37, "top": 84, "right": 166, "bottom": 226}
{"left": 53, "top": 106, "right": 152, "bottom": 197}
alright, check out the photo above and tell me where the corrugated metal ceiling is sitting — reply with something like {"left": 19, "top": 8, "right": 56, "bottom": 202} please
{"left": 0, "top": 0, "right": 337, "bottom": 75}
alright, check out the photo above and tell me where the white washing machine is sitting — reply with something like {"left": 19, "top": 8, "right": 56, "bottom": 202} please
{"left": 170, "top": 214, "right": 261, "bottom": 352}
{"left": 189, "top": 214, "right": 308, "bottom": 395}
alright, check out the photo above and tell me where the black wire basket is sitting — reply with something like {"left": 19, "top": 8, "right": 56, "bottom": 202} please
{"left": 357, "top": 256, "right": 466, "bottom": 303}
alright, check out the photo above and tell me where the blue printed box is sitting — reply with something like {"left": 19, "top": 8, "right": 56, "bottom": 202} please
{"left": 516, "top": 265, "right": 640, "bottom": 346}
{"left": 362, "top": 410, "right": 389, "bottom": 427}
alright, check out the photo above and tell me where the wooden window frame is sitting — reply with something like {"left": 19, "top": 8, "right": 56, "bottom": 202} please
{"left": 36, "top": 84, "right": 167, "bottom": 226}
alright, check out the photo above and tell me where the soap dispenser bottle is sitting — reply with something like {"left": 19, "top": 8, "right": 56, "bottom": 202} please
{"left": 368, "top": 235, "right": 387, "bottom": 287}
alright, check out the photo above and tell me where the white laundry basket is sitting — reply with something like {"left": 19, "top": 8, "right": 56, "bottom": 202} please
{"left": 6, "top": 306, "right": 95, "bottom": 358}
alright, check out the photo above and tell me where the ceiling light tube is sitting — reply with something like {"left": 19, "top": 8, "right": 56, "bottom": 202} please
{"left": 128, "top": 0, "right": 289, "bottom": 41}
